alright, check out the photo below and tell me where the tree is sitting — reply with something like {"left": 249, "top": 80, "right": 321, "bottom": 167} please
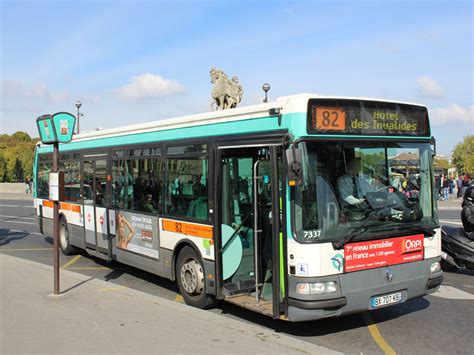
{"left": 13, "top": 158, "right": 24, "bottom": 182}
{"left": 1, "top": 160, "right": 9, "bottom": 182}
{"left": 434, "top": 157, "right": 452, "bottom": 170}
{"left": 452, "top": 135, "right": 474, "bottom": 176}
{"left": 12, "top": 131, "right": 31, "bottom": 141}
{"left": 0, "top": 131, "right": 38, "bottom": 182}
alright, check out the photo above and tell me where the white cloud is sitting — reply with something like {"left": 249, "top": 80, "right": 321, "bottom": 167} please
{"left": 113, "top": 73, "right": 185, "bottom": 101}
{"left": 1, "top": 80, "right": 69, "bottom": 103}
{"left": 416, "top": 76, "right": 444, "bottom": 99}
{"left": 430, "top": 104, "right": 473, "bottom": 126}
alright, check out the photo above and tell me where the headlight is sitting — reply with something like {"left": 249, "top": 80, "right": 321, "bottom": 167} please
{"left": 431, "top": 261, "right": 441, "bottom": 273}
{"left": 296, "top": 281, "right": 337, "bottom": 295}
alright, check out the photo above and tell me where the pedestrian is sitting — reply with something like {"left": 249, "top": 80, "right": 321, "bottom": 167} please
{"left": 25, "top": 175, "right": 31, "bottom": 194}
{"left": 449, "top": 178, "right": 454, "bottom": 195}
{"left": 434, "top": 175, "right": 441, "bottom": 201}
{"left": 457, "top": 176, "right": 463, "bottom": 198}
{"left": 442, "top": 176, "right": 449, "bottom": 201}
{"left": 462, "top": 175, "right": 470, "bottom": 197}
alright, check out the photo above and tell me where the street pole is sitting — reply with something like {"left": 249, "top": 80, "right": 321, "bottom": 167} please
{"left": 262, "top": 83, "right": 270, "bottom": 103}
{"left": 37, "top": 112, "right": 75, "bottom": 296}
{"left": 52, "top": 142, "right": 60, "bottom": 295}
{"left": 75, "top": 101, "right": 82, "bottom": 134}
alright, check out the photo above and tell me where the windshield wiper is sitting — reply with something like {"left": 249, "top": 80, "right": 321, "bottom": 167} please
{"left": 332, "top": 203, "right": 397, "bottom": 250}
{"left": 394, "top": 222, "right": 436, "bottom": 236}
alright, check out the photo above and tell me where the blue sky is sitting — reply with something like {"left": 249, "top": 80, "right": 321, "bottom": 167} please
{"left": 1, "top": 0, "right": 472, "bottom": 155}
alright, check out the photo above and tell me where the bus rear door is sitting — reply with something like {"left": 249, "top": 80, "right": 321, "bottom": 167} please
{"left": 82, "top": 154, "right": 110, "bottom": 256}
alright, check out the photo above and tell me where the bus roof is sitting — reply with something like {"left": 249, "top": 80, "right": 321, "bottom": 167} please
{"left": 37, "top": 94, "right": 428, "bottom": 148}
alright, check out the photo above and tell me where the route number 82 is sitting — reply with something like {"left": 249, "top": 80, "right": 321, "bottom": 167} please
{"left": 315, "top": 107, "right": 346, "bottom": 131}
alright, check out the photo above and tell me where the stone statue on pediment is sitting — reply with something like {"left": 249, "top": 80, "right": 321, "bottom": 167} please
{"left": 210, "top": 68, "right": 244, "bottom": 111}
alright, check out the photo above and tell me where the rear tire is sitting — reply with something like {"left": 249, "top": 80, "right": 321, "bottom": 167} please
{"left": 176, "top": 246, "right": 216, "bottom": 309}
{"left": 59, "top": 218, "right": 77, "bottom": 256}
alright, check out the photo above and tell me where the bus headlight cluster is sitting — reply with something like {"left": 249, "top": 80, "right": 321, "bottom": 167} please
{"left": 430, "top": 261, "right": 441, "bottom": 273}
{"left": 296, "top": 281, "right": 337, "bottom": 295}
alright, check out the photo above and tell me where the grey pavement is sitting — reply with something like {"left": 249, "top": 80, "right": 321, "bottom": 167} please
{"left": 437, "top": 196, "right": 463, "bottom": 210}
{"left": 0, "top": 254, "right": 340, "bottom": 354}
{"left": 0, "top": 192, "right": 33, "bottom": 201}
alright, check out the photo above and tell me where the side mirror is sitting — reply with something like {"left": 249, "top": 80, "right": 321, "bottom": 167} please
{"left": 430, "top": 136, "right": 436, "bottom": 157}
{"left": 286, "top": 147, "right": 302, "bottom": 186}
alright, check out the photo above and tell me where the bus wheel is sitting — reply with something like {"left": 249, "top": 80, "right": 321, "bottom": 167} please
{"left": 176, "top": 246, "right": 215, "bottom": 309}
{"left": 59, "top": 218, "right": 77, "bottom": 255}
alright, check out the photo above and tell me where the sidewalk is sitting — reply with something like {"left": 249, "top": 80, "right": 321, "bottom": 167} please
{"left": 0, "top": 254, "right": 340, "bottom": 354}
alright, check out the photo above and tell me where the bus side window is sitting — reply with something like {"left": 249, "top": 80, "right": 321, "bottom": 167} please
{"left": 164, "top": 157, "right": 208, "bottom": 220}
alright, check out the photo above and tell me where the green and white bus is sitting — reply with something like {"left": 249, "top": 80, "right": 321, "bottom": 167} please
{"left": 34, "top": 94, "right": 443, "bottom": 321}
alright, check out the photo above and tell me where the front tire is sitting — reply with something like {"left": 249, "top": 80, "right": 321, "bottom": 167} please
{"left": 440, "top": 259, "right": 458, "bottom": 272}
{"left": 59, "top": 218, "right": 77, "bottom": 255}
{"left": 176, "top": 246, "right": 215, "bottom": 309}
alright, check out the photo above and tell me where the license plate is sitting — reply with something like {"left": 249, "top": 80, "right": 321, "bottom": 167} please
{"left": 370, "top": 292, "right": 402, "bottom": 308}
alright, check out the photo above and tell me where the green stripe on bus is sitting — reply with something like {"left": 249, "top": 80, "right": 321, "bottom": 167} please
{"left": 37, "top": 115, "right": 282, "bottom": 153}
{"left": 280, "top": 231, "right": 285, "bottom": 298}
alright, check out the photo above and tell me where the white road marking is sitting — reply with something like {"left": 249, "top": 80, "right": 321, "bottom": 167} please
{"left": 0, "top": 204, "right": 34, "bottom": 208}
{"left": 430, "top": 285, "right": 474, "bottom": 300}
{"left": 0, "top": 220, "right": 34, "bottom": 225}
{"left": 0, "top": 215, "right": 35, "bottom": 220}
{"left": 439, "top": 219, "right": 463, "bottom": 226}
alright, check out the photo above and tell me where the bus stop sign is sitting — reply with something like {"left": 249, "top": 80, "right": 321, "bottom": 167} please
{"left": 36, "top": 114, "right": 56, "bottom": 144}
{"left": 36, "top": 112, "right": 76, "bottom": 144}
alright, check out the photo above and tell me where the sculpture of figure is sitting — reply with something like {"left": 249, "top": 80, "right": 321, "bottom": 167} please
{"left": 226, "top": 76, "right": 244, "bottom": 109}
{"left": 210, "top": 68, "right": 244, "bottom": 111}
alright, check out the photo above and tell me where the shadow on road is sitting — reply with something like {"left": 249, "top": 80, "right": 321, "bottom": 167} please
{"left": 0, "top": 228, "right": 30, "bottom": 246}
{"left": 212, "top": 295, "right": 431, "bottom": 337}
{"left": 62, "top": 277, "right": 95, "bottom": 294}
{"left": 77, "top": 253, "right": 179, "bottom": 294}
{"left": 442, "top": 268, "right": 474, "bottom": 276}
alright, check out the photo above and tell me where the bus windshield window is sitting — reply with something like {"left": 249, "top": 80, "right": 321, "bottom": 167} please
{"left": 294, "top": 142, "right": 437, "bottom": 242}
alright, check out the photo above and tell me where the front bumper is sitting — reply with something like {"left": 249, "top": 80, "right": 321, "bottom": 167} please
{"left": 287, "top": 257, "right": 443, "bottom": 322}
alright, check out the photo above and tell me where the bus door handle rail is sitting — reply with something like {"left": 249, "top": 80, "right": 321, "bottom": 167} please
{"left": 253, "top": 159, "right": 264, "bottom": 302}
{"left": 220, "top": 210, "right": 253, "bottom": 253}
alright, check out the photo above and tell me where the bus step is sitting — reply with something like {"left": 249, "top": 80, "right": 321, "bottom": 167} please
{"left": 85, "top": 248, "right": 112, "bottom": 262}
{"left": 223, "top": 279, "right": 256, "bottom": 295}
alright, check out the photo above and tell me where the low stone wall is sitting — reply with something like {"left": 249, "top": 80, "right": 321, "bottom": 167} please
{"left": 0, "top": 183, "right": 28, "bottom": 193}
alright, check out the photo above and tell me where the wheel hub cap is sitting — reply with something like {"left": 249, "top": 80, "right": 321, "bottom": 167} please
{"left": 180, "top": 259, "right": 204, "bottom": 295}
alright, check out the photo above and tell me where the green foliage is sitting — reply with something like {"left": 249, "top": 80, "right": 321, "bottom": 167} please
{"left": 12, "top": 131, "right": 32, "bottom": 141}
{"left": 0, "top": 132, "right": 38, "bottom": 182}
{"left": 452, "top": 135, "right": 474, "bottom": 176}
{"left": 13, "top": 158, "right": 24, "bottom": 181}
{"left": 1, "top": 159, "right": 9, "bottom": 182}
{"left": 434, "top": 157, "right": 452, "bottom": 170}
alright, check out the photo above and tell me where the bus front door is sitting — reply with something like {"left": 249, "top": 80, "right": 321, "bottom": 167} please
{"left": 218, "top": 146, "right": 283, "bottom": 318}
{"left": 83, "top": 157, "right": 109, "bottom": 254}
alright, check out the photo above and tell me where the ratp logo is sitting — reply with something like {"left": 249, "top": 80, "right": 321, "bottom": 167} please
{"left": 331, "top": 253, "right": 344, "bottom": 272}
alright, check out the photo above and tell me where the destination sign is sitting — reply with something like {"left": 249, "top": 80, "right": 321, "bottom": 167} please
{"left": 307, "top": 99, "right": 430, "bottom": 137}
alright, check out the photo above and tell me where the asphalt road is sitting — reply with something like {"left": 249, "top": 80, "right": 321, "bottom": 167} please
{"left": 1, "top": 198, "right": 473, "bottom": 354}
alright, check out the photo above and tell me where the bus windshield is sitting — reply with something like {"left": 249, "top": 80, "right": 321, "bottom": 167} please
{"left": 294, "top": 141, "right": 437, "bottom": 243}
